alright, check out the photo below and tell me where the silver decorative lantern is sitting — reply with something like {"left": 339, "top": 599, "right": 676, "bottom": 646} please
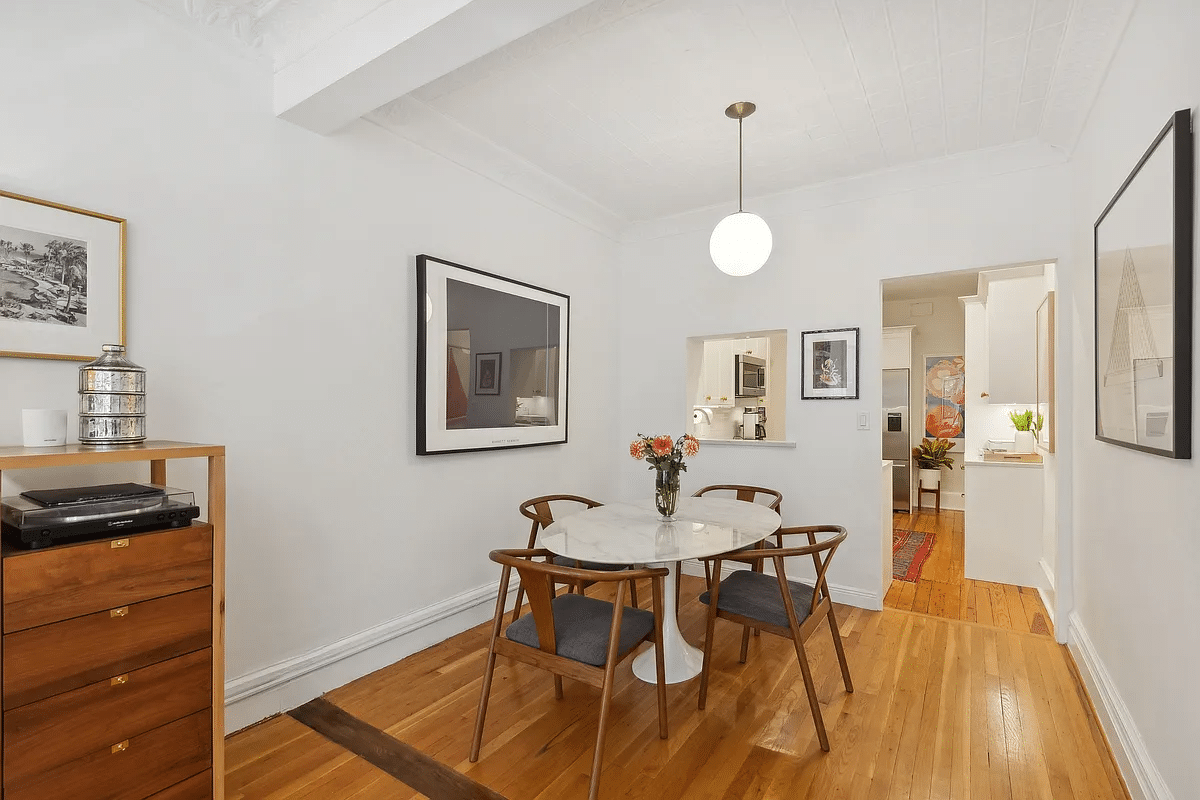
{"left": 79, "top": 344, "right": 146, "bottom": 445}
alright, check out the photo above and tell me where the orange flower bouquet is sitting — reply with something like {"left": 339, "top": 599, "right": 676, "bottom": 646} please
{"left": 629, "top": 433, "right": 699, "bottom": 519}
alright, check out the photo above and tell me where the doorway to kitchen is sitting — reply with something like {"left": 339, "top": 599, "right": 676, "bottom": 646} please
{"left": 881, "top": 265, "right": 1056, "bottom": 637}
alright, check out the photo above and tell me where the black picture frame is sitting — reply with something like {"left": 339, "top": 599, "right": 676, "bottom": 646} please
{"left": 416, "top": 254, "right": 569, "bottom": 456}
{"left": 801, "top": 327, "right": 860, "bottom": 400}
{"left": 474, "top": 352, "right": 502, "bottom": 395}
{"left": 1094, "top": 108, "right": 1193, "bottom": 459}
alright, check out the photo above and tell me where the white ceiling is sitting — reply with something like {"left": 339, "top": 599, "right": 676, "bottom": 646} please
{"left": 140, "top": 0, "right": 1137, "bottom": 225}
{"left": 883, "top": 269, "right": 983, "bottom": 302}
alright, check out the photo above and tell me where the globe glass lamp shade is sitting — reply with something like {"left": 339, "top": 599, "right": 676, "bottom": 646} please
{"left": 710, "top": 211, "right": 773, "bottom": 276}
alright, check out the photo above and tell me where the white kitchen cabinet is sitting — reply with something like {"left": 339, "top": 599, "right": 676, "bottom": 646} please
{"left": 964, "top": 461, "right": 1045, "bottom": 588}
{"left": 701, "top": 338, "right": 735, "bottom": 405}
{"left": 882, "top": 326, "right": 914, "bottom": 371}
{"left": 981, "top": 273, "right": 1043, "bottom": 404}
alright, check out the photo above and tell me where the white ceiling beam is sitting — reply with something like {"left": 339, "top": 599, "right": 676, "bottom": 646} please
{"left": 274, "top": 0, "right": 596, "bottom": 135}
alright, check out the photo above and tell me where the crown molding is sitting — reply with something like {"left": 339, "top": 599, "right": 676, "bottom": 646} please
{"left": 368, "top": 97, "right": 627, "bottom": 240}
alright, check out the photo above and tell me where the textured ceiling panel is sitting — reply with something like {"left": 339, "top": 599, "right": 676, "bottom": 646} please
{"left": 141, "top": 0, "right": 1137, "bottom": 222}
{"left": 379, "top": 0, "right": 1136, "bottom": 220}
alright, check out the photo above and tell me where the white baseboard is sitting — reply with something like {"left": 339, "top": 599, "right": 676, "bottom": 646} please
{"left": 224, "top": 580, "right": 508, "bottom": 733}
{"left": 679, "top": 559, "right": 881, "bottom": 610}
{"left": 1068, "top": 612, "right": 1174, "bottom": 800}
{"left": 1037, "top": 558, "right": 1056, "bottom": 629}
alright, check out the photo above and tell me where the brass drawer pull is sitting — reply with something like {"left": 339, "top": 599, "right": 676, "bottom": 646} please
{"left": 110, "top": 674, "right": 128, "bottom": 687}
{"left": 110, "top": 607, "right": 129, "bottom": 618}
{"left": 111, "top": 538, "right": 129, "bottom": 549}
{"left": 111, "top": 740, "right": 129, "bottom": 754}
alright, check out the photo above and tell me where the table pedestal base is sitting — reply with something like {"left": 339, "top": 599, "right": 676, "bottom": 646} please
{"left": 632, "top": 560, "right": 703, "bottom": 684}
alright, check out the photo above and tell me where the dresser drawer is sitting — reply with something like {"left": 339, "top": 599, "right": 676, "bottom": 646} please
{"left": 147, "top": 770, "right": 212, "bottom": 800}
{"left": 3, "top": 524, "right": 212, "bottom": 633}
{"left": 5, "top": 648, "right": 211, "bottom": 784}
{"left": 4, "top": 709, "right": 211, "bottom": 800}
{"left": 4, "top": 587, "right": 212, "bottom": 708}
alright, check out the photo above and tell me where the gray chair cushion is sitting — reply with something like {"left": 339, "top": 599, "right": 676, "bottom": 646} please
{"left": 699, "top": 569, "right": 815, "bottom": 629}
{"left": 506, "top": 593, "right": 654, "bottom": 666}
{"left": 551, "top": 555, "right": 630, "bottom": 571}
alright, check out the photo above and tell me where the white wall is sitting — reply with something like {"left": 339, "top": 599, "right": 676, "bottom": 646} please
{"left": 618, "top": 155, "right": 1072, "bottom": 605}
{"left": 1067, "top": 1, "right": 1200, "bottom": 798}
{"left": 0, "top": 0, "right": 621, "bottom": 730}
{"left": 883, "top": 296, "right": 967, "bottom": 510}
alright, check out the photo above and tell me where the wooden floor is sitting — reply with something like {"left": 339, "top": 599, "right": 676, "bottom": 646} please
{"left": 227, "top": 575, "right": 1126, "bottom": 800}
{"left": 885, "top": 510, "right": 1053, "bottom": 637}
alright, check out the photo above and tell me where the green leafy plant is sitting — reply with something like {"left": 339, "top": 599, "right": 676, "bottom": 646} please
{"left": 1009, "top": 409, "right": 1035, "bottom": 432}
{"left": 912, "top": 437, "right": 956, "bottom": 470}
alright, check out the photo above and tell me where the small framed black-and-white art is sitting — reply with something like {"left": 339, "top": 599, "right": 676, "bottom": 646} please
{"left": 474, "top": 352, "right": 501, "bottom": 395}
{"left": 0, "top": 189, "right": 125, "bottom": 361}
{"left": 416, "top": 254, "right": 569, "bottom": 455}
{"left": 1094, "top": 108, "right": 1194, "bottom": 459}
{"left": 801, "top": 327, "right": 860, "bottom": 400}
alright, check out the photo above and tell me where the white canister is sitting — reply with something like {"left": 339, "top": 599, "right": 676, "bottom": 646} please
{"left": 22, "top": 409, "right": 67, "bottom": 447}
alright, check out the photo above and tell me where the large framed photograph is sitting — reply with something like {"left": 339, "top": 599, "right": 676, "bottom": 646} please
{"left": 417, "top": 254, "right": 569, "bottom": 455}
{"left": 1037, "top": 293, "right": 1055, "bottom": 452}
{"left": 801, "top": 327, "right": 859, "bottom": 399}
{"left": 0, "top": 190, "right": 125, "bottom": 361}
{"left": 1094, "top": 108, "right": 1193, "bottom": 459}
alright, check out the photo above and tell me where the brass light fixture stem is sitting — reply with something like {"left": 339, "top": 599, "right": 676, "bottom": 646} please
{"left": 725, "top": 101, "right": 756, "bottom": 212}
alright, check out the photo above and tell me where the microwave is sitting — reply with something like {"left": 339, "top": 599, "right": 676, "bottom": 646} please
{"left": 734, "top": 354, "right": 766, "bottom": 397}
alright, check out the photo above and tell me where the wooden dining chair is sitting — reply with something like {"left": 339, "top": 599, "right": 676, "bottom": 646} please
{"left": 471, "top": 549, "right": 668, "bottom": 800}
{"left": 697, "top": 525, "right": 853, "bottom": 752}
{"left": 514, "top": 495, "right": 640, "bottom": 623}
{"left": 684, "top": 485, "right": 784, "bottom": 608}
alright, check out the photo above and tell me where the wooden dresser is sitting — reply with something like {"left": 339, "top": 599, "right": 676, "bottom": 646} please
{"left": 0, "top": 442, "right": 225, "bottom": 800}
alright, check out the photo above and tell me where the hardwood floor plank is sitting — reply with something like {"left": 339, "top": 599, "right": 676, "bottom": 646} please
{"left": 226, "top": 591, "right": 1126, "bottom": 800}
{"left": 885, "top": 511, "right": 1049, "bottom": 636}
{"left": 289, "top": 697, "right": 507, "bottom": 800}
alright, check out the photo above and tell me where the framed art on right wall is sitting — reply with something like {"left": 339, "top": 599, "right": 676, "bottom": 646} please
{"left": 1094, "top": 108, "right": 1194, "bottom": 459}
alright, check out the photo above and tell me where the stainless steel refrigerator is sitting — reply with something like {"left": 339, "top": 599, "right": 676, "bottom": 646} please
{"left": 883, "top": 368, "right": 911, "bottom": 513}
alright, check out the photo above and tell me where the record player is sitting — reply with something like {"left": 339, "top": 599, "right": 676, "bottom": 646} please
{"left": 1, "top": 482, "right": 201, "bottom": 550}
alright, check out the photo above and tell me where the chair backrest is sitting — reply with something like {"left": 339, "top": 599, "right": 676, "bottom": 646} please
{"left": 518, "top": 494, "right": 603, "bottom": 547}
{"left": 766, "top": 526, "right": 845, "bottom": 619}
{"left": 488, "top": 548, "right": 665, "bottom": 657}
{"left": 692, "top": 484, "right": 783, "bottom": 512}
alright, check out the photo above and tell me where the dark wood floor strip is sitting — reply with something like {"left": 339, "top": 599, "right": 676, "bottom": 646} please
{"left": 289, "top": 696, "right": 507, "bottom": 800}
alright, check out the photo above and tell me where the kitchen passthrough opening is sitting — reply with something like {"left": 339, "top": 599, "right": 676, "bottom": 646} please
{"left": 685, "top": 330, "right": 787, "bottom": 441}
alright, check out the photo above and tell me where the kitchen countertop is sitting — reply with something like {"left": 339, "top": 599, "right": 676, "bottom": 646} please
{"left": 965, "top": 458, "right": 1043, "bottom": 469}
{"left": 695, "top": 437, "right": 797, "bottom": 448}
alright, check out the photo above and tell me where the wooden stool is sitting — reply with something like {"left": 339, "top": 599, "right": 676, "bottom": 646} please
{"left": 917, "top": 483, "right": 941, "bottom": 512}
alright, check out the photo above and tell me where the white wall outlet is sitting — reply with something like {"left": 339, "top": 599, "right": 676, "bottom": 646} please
{"left": 857, "top": 411, "right": 870, "bottom": 430}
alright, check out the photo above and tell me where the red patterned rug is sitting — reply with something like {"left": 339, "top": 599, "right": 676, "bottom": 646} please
{"left": 892, "top": 530, "right": 935, "bottom": 583}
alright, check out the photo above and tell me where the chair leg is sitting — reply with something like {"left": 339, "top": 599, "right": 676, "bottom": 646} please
{"left": 827, "top": 605, "right": 854, "bottom": 693}
{"left": 698, "top": 599, "right": 720, "bottom": 710}
{"left": 674, "top": 561, "right": 682, "bottom": 609}
{"left": 652, "top": 577, "right": 668, "bottom": 740}
{"left": 553, "top": 674, "right": 564, "bottom": 700}
{"left": 739, "top": 624, "right": 751, "bottom": 664}
{"left": 469, "top": 648, "right": 499, "bottom": 762}
{"left": 589, "top": 584, "right": 627, "bottom": 800}
{"left": 790, "top": 634, "right": 830, "bottom": 752}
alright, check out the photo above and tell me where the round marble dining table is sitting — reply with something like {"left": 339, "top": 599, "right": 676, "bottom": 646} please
{"left": 538, "top": 496, "right": 781, "bottom": 684}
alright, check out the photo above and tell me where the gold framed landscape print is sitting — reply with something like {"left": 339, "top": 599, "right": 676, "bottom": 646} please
{"left": 0, "top": 189, "right": 125, "bottom": 361}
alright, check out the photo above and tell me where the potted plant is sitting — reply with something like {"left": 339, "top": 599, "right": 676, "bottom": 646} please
{"left": 1009, "top": 409, "right": 1036, "bottom": 453}
{"left": 912, "top": 437, "right": 956, "bottom": 489}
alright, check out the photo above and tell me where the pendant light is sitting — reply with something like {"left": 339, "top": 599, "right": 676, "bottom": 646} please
{"left": 710, "top": 101, "right": 772, "bottom": 276}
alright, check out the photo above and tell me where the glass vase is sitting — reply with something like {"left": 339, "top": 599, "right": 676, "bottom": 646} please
{"left": 655, "top": 466, "right": 680, "bottom": 520}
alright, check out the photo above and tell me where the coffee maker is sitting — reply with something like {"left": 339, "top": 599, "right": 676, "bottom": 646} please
{"left": 742, "top": 406, "right": 767, "bottom": 440}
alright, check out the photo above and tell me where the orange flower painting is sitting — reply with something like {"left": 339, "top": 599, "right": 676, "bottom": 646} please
{"left": 924, "top": 356, "right": 965, "bottom": 439}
